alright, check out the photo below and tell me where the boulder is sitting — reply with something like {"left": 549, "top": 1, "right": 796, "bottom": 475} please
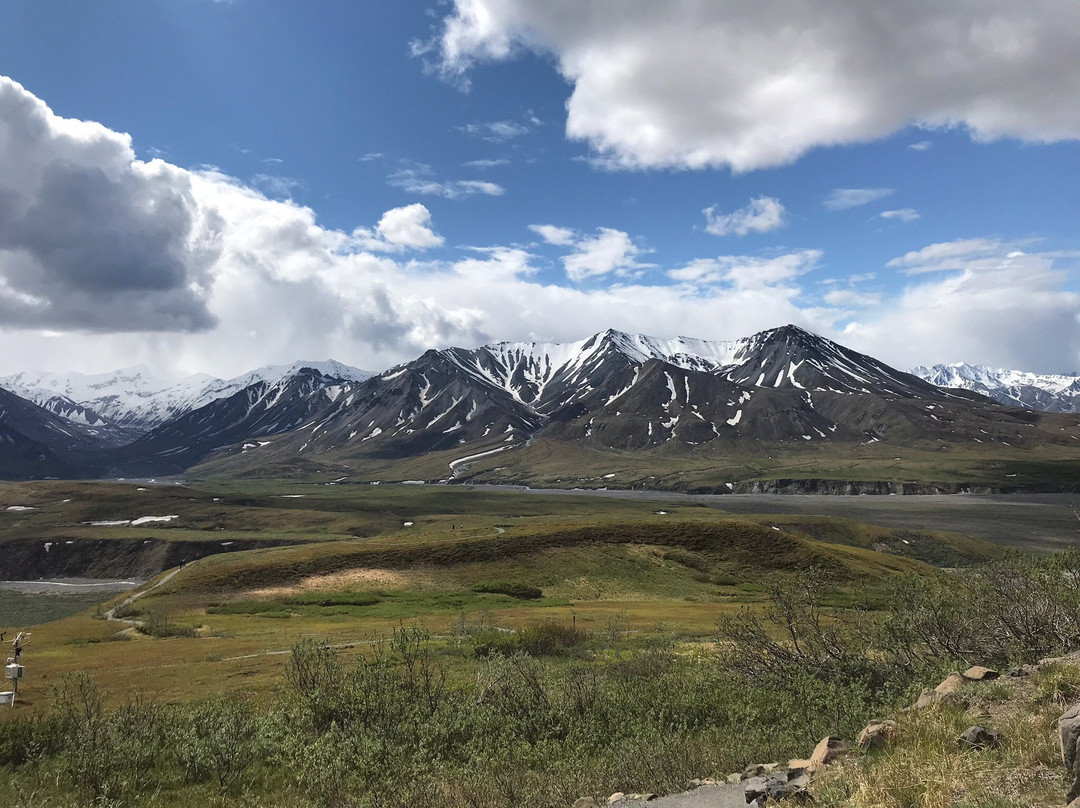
{"left": 857, "top": 719, "right": 898, "bottom": 750}
{"left": 687, "top": 778, "right": 721, "bottom": 789}
{"left": 935, "top": 672, "right": 966, "bottom": 695}
{"left": 1062, "top": 705, "right": 1080, "bottom": 769}
{"left": 743, "top": 774, "right": 808, "bottom": 806}
{"left": 957, "top": 725, "right": 1001, "bottom": 750}
{"left": 914, "top": 685, "right": 964, "bottom": 710}
{"left": 809, "top": 736, "right": 849, "bottom": 768}
{"left": 607, "top": 795, "right": 625, "bottom": 805}
{"left": 1008, "top": 666, "right": 1031, "bottom": 678}
{"left": 573, "top": 799, "right": 597, "bottom": 808}
{"left": 1060, "top": 704, "right": 1080, "bottom": 802}
{"left": 962, "top": 666, "right": 1000, "bottom": 681}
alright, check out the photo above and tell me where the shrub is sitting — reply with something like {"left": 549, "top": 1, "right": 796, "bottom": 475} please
{"left": 472, "top": 622, "right": 585, "bottom": 658}
{"left": 472, "top": 581, "right": 544, "bottom": 600}
{"left": 142, "top": 611, "right": 197, "bottom": 638}
{"left": 288, "top": 592, "right": 382, "bottom": 607}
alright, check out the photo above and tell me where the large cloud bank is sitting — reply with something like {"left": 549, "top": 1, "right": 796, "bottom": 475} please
{"left": 423, "top": 0, "right": 1080, "bottom": 171}
{"left": 0, "top": 76, "right": 1078, "bottom": 377}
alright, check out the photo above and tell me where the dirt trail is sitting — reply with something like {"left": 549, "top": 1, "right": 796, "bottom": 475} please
{"left": 102, "top": 567, "right": 182, "bottom": 634}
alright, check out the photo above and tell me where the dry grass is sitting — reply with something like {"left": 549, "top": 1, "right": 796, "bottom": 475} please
{"left": 815, "top": 666, "right": 1074, "bottom": 808}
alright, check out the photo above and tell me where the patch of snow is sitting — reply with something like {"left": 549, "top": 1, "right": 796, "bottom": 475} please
{"left": 131, "top": 515, "right": 179, "bottom": 525}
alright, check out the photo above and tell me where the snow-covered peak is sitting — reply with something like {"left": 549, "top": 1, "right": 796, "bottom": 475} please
{"left": 0, "top": 359, "right": 373, "bottom": 434}
{"left": 911, "top": 363, "right": 1080, "bottom": 412}
{"left": 912, "top": 363, "right": 1080, "bottom": 393}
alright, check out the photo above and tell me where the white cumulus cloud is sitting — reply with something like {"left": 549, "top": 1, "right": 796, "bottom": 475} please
{"left": 351, "top": 203, "right": 445, "bottom": 252}
{"left": 562, "top": 228, "right": 651, "bottom": 282}
{"left": 528, "top": 224, "right": 577, "bottom": 246}
{"left": 703, "top": 196, "right": 786, "bottom": 237}
{"left": 422, "top": 0, "right": 1080, "bottom": 171}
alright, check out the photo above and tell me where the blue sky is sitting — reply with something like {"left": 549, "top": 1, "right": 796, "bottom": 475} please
{"left": 0, "top": 0, "right": 1078, "bottom": 377}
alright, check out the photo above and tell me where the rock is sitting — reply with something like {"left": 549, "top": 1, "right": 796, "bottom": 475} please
{"left": 573, "top": 799, "right": 598, "bottom": 808}
{"left": 962, "top": 666, "right": 1000, "bottom": 681}
{"left": 935, "top": 672, "right": 966, "bottom": 695}
{"left": 809, "top": 735, "right": 849, "bottom": 768}
{"left": 914, "top": 687, "right": 940, "bottom": 709}
{"left": 914, "top": 685, "right": 964, "bottom": 710}
{"left": 740, "top": 763, "right": 778, "bottom": 781}
{"left": 1062, "top": 705, "right": 1080, "bottom": 768}
{"left": 1008, "top": 666, "right": 1031, "bottom": 678}
{"left": 1060, "top": 704, "right": 1080, "bottom": 802}
{"left": 743, "top": 774, "right": 808, "bottom": 806}
{"left": 786, "top": 771, "right": 811, "bottom": 790}
{"left": 726, "top": 773, "right": 742, "bottom": 785}
{"left": 607, "top": 794, "right": 625, "bottom": 805}
{"left": 857, "top": 719, "right": 898, "bottom": 750}
{"left": 687, "top": 778, "right": 721, "bottom": 789}
{"left": 786, "top": 758, "right": 812, "bottom": 772}
{"left": 957, "top": 725, "right": 1002, "bottom": 750}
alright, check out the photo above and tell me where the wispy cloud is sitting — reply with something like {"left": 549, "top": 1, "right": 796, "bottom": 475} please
{"left": 388, "top": 163, "right": 505, "bottom": 199}
{"left": 456, "top": 120, "right": 531, "bottom": 142}
{"left": 879, "top": 208, "right": 920, "bottom": 222}
{"left": 463, "top": 158, "right": 511, "bottom": 169}
{"left": 909, "top": 140, "right": 933, "bottom": 151}
{"left": 824, "top": 187, "right": 893, "bottom": 211}
{"left": 251, "top": 173, "right": 302, "bottom": 199}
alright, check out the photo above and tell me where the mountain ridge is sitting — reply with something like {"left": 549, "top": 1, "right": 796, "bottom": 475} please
{"left": 910, "top": 362, "right": 1080, "bottom": 413}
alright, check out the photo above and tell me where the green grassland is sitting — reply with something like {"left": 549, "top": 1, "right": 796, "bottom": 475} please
{"left": 0, "top": 479, "right": 1003, "bottom": 710}
{"left": 190, "top": 426, "right": 1080, "bottom": 493}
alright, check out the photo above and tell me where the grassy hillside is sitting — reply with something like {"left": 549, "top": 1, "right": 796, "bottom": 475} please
{"left": 0, "top": 476, "right": 1000, "bottom": 709}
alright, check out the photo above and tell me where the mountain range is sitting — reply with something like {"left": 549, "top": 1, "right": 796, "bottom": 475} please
{"left": 0, "top": 326, "right": 1078, "bottom": 482}
{"left": 909, "top": 363, "right": 1080, "bottom": 413}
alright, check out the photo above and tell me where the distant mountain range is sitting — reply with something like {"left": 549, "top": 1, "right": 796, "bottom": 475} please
{"left": 0, "top": 360, "right": 372, "bottom": 442}
{"left": 0, "top": 327, "right": 1077, "bottom": 482}
{"left": 909, "top": 363, "right": 1080, "bottom": 413}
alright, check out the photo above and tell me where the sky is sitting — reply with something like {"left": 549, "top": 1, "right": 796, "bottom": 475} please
{"left": 0, "top": 0, "right": 1078, "bottom": 379}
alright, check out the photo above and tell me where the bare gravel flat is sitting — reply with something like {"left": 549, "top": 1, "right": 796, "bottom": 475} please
{"left": 467, "top": 486, "right": 1080, "bottom": 551}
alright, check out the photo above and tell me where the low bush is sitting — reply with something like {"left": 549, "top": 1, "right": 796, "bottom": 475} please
{"left": 472, "top": 581, "right": 544, "bottom": 599}
{"left": 472, "top": 622, "right": 585, "bottom": 658}
{"left": 142, "top": 611, "right": 197, "bottom": 638}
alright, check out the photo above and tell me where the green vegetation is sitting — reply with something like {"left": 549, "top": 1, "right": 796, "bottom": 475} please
{"left": 1, "top": 552, "right": 1078, "bottom": 807}
{"left": 0, "top": 590, "right": 108, "bottom": 627}
{"left": 471, "top": 581, "right": 544, "bottom": 599}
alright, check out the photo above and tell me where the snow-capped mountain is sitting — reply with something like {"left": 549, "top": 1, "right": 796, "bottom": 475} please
{"left": 0, "top": 386, "right": 114, "bottom": 478}
{"left": 209, "top": 325, "right": 1076, "bottom": 477}
{"left": 910, "top": 363, "right": 1080, "bottom": 413}
{"left": 108, "top": 367, "right": 361, "bottom": 473}
{"left": 0, "top": 360, "right": 372, "bottom": 436}
{"left": 5, "top": 327, "right": 1080, "bottom": 481}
